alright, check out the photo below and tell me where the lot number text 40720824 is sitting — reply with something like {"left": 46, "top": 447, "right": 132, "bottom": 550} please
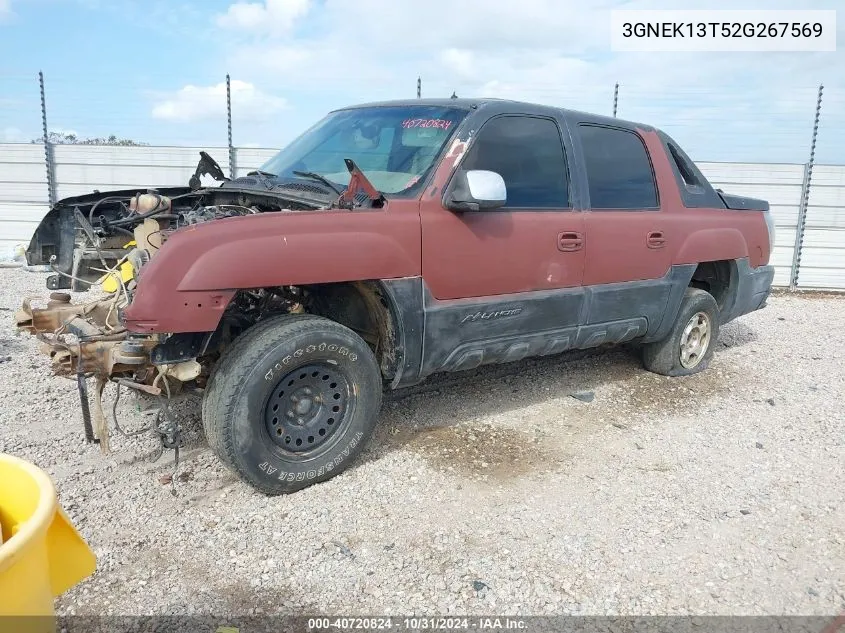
{"left": 306, "top": 616, "right": 528, "bottom": 630}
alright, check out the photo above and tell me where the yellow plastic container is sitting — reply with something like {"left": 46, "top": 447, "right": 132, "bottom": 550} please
{"left": 0, "top": 453, "right": 96, "bottom": 632}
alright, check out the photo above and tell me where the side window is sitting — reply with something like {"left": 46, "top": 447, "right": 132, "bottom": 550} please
{"left": 667, "top": 142, "right": 702, "bottom": 188}
{"left": 461, "top": 116, "right": 569, "bottom": 208}
{"left": 577, "top": 124, "right": 658, "bottom": 209}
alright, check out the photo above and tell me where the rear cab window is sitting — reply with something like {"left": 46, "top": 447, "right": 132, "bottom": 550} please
{"left": 659, "top": 131, "right": 727, "bottom": 208}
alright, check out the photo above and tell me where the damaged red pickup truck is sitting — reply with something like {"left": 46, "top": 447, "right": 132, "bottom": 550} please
{"left": 15, "top": 98, "right": 775, "bottom": 494}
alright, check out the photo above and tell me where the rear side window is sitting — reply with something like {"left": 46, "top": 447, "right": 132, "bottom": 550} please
{"left": 461, "top": 115, "right": 569, "bottom": 208}
{"left": 667, "top": 142, "right": 701, "bottom": 187}
{"left": 577, "top": 124, "right": 658, "bottom": 209}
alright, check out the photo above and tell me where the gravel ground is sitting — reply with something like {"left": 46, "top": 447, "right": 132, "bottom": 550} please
{"left": 0, "top": 267, "right": 843, "bottom": 617}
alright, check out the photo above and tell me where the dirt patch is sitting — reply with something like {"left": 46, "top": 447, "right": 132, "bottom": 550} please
{"left": 608, "top": 365, "right": 737, "bottom": 413}
{"left": 391, "top": 423, "right": 562, "bottom": 481}
{"left": 4, "top": 265, "right": 842, "bottom": 616}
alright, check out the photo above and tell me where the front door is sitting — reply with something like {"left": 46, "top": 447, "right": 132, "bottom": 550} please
{"left": 418, "top": 114, "right": 586, "bottom": 375}
{"left": 421, "top": 114, "right": 584, "bottom": 299}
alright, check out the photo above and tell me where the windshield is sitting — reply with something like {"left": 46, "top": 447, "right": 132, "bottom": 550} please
{"left": 258, "top": 105, "right": 468, "bottom": 196}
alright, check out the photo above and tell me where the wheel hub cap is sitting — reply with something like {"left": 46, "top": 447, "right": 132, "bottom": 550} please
{"left": 264, "top": 364, "right": 350, "bottom": 453}
{"left": 679, "top": 311, "right": 711, "bottom": 369}
{"left": 295, "top": 398, "right": 312, "bottom": 416}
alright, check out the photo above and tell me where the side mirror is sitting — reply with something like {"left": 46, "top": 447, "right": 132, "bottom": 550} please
{"left": 445, "top": 169, "right": 507, "bottom": 212}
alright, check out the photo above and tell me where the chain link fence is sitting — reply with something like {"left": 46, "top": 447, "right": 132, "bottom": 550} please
{"left": 1, "top": 72, "right": 844, "bottom": 289}
{"left": 2, "top": 72, "right": 843, "bottom": 163}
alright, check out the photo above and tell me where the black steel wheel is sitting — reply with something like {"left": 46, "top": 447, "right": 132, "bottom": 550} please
{"left": 202, "top": 314, "right": 382, "bottom": 495}
{"left": 264, "top": 364, "right": 351, "bottom": 452}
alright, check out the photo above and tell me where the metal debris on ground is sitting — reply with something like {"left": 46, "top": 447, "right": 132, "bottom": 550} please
{"left": 570, "top": 390, "right": 595, "bottom": 403}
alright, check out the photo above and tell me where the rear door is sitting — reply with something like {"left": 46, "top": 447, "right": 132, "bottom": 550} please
{"left": 576, "top": 123, "right": 672, "bottom": 286}
{"left": 569, "top": 122, "right": 677, "bottom": 332}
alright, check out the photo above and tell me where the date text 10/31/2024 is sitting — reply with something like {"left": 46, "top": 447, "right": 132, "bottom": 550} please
{"left": 304, "top": 616, "right": 528, "bottom": 630}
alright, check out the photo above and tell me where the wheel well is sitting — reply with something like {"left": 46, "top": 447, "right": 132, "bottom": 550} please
{"left": 689, "top": 260, "right": 733, "bottom": 310}
{"left": 206, "top": 282, "right": 400, "bottom": 383}
{"left": 302, "top": 281, "right": 399, "bottom": 381}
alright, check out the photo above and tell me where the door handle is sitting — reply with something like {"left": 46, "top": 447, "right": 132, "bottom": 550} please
{"left": 558, "top": 231, "right": 584, "bottom": 252}
{"left": 647, "top": 231, "right": 666, "bottom": 249}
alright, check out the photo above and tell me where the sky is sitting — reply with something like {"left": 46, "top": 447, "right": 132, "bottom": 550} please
{"left": 0, "top": 0, "right": 843, "bottom": 163}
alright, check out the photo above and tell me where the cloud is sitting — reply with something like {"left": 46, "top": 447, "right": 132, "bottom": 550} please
{"left": 0, "top": 0, "right": 12, "bottom": 22}
{"left": 318, "top": 0, "right": 610, "bottom": 55}
{"left": 440, "top": 49, "right": 475, "bottom": 80}
{"left": 215, "top": 0, "right": 310, "bottom": 34}
{"left": 213, "top": 0, "right": 845, "bottom": 161}
{"left": 151, "top": 80, "right": 287, "bottom": 122}
{"left": 2, "top": 126, "right": 25, "bottom": 142}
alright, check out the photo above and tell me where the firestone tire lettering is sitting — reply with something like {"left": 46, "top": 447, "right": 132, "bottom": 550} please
{"left": 268, "top": 432, "right": 363, "bottom": 481}
{"left": 263, "top": 340, "right": 360, "bottom": 382}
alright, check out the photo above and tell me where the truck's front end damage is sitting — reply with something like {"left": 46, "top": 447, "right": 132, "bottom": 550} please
{"left": 15, "top": 290, "right": 164, "bottom": 452}
{"left": 14, "top": 189, "right": 221, "bottom": 454}
{"left": 14, "top": 152, "right": 342, "bottom": 455}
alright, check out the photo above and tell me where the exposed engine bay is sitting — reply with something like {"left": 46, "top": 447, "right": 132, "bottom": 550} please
{"left": 14, "top": 152, "right": 384, "bottom": 463}
{"left": 28, "top": 188, "right": 319, "bottom": 292}
{"left": 25, "top": 152, "right": 384, "bottom": 292}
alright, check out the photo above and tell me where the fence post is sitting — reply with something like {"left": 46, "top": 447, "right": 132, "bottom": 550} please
{"left": 790, "top": 162, "right": 811, "bottom": 288}
{"left": 417, "top": 76, "right": 421, "bottom": 99}
{"left": 612, "top": 82, "right": 619, "bottom": 118}
{"left": 226, "top": 73, "right": 235, "bottom": 179}
{"left": 789, "top": 83, "right": 824, "bottom": 290}
{"left": 39, "top": 71, "right": 56, "bottom": 207}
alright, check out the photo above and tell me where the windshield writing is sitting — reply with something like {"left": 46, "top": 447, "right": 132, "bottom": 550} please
{"left": 259, "top": 105, "right": 467, "bottom": 196}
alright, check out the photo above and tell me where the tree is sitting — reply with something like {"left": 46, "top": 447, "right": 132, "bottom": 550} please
{"left": 32, "top": 131, "right": 148, "bottom": 146}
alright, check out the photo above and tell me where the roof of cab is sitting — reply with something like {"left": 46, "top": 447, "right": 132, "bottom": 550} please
{"left": 332, "top": 97, "right": 655, "bottom": 133}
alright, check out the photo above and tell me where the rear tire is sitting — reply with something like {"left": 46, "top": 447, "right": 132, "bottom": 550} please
{"left": 642, "top": 288, "right": 720, "bottom": 377}
{"left": 202, "top": 314, "right": 382, "bottom": 495}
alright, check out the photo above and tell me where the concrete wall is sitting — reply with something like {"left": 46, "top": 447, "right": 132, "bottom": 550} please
{"left": 0, "top": 144, "right": 49, "bottom": 257}
{"left": 697, "top": 162, "right": 806, "bottom": 288}
{"left": 800, "top": 165, "right": 845, "bottom": 289}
